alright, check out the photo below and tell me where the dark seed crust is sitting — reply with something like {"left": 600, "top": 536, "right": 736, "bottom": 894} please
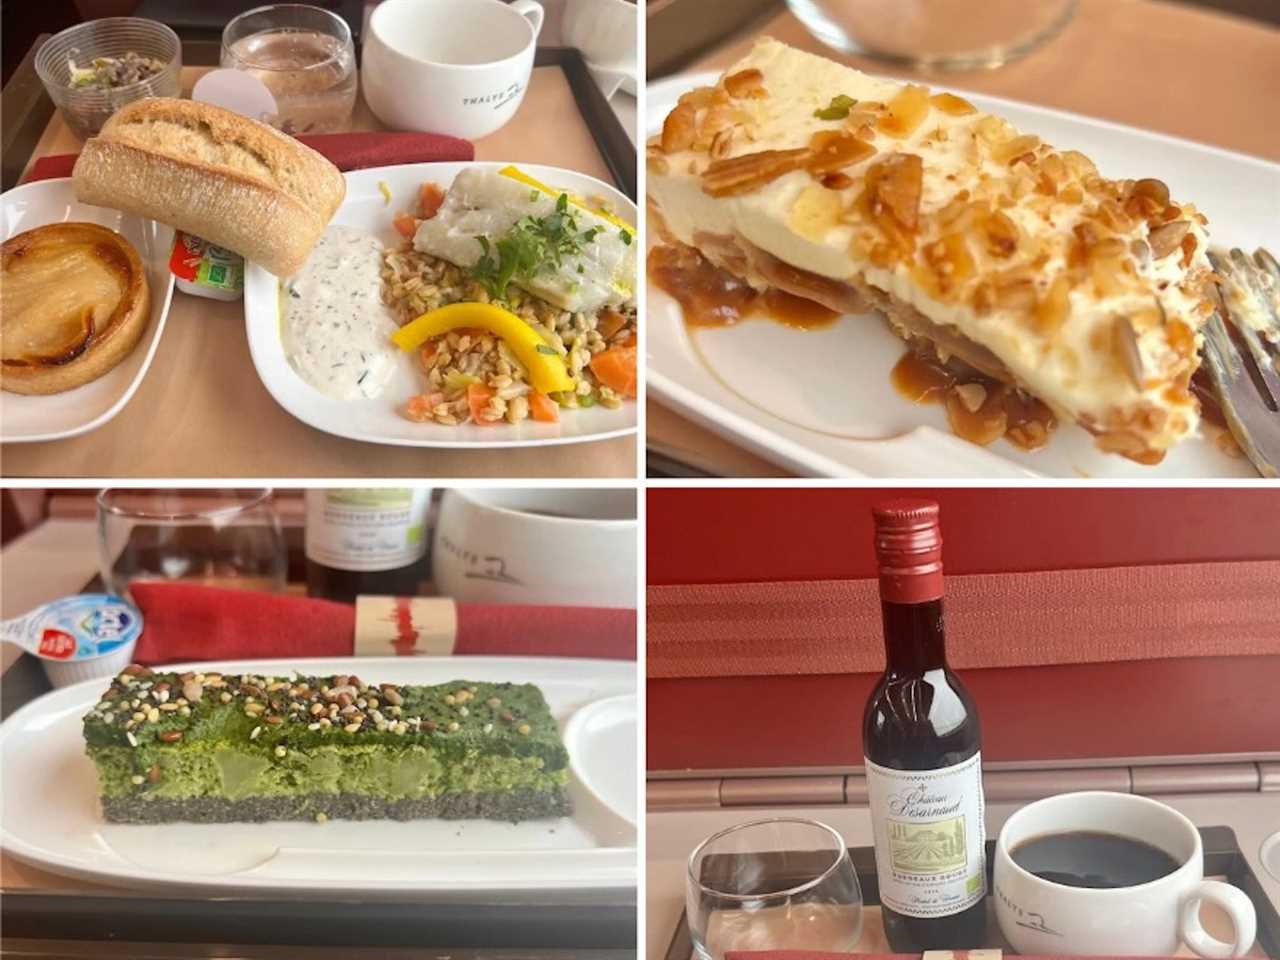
{"left": 101, "top": 787, "right": 572, "bottom": 825}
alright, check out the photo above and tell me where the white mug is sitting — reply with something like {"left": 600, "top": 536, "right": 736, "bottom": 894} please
{"left": 431, "top": 488, "right": 636, "bottom": 608}
{"left": 362, "top": 0, "right": 544, "bottom": 138}
{"left": 562, "top": 0, "right": 637, "bottom": 98}
{"left": 994, "top": 791, "right": 1257, "bottom": 957}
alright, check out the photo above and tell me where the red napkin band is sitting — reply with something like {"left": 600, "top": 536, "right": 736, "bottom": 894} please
{"left": 127, "top": 583, "right": 635, "bottom": 664}
{"left": 22, "top": 130, "right": 474, "bottom": 184}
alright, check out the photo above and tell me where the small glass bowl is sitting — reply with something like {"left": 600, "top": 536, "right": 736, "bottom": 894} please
{"left": 35, "top": 18, "right": 181, "bottom": 140}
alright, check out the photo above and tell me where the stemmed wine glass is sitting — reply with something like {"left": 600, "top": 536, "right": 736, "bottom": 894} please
{"left": 687, "top": 817, "right": 864, "bottom": 959}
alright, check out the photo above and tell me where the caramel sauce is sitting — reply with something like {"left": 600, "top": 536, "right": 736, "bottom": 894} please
{"left": 648, "top": 243, "right": 838, "bottom": 331}
{"left": 891, "top": 348, "right": 1057, "bottom": 451}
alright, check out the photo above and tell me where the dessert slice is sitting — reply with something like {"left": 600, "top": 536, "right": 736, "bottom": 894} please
{"left": 83, "top": 667, "right": 571, "bottom": 824}
{"left": 647, "top": 38, "right": 1218, "bottom": 463}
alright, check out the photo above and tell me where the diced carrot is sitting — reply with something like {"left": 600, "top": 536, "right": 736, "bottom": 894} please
{"left": 393, "top": 211, "right": 417, "bottom": 238}
{"left": 405, "top": 392, "right": 444, "bottom": 422}
{"left": 466, "top": 382, "right": 497, "bottom": 424}
{"left": 597, "top": 309, "right": 627, "bottom": 340}
{"left": 418, "top": 182, "right": 446, "bottom": 219}
{"left": 589, "top": 345, "right": 637, "bottom": 398}
{"left": 621, "top": 334, "right": 637, "bottom": 349}
{"left": 420, "top": 341, "right": 438, "bottom": 365}
{"left": 529, "top": 391, "right": 560, "bottom": 423}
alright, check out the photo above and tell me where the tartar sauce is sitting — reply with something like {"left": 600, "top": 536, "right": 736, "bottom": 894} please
{"left": 282, "top": 225, "right": 400, "bottom": 401}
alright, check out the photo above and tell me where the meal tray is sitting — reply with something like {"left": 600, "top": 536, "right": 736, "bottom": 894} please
{"left": 663, "top": 831, "right": 1280, "bottom": 958}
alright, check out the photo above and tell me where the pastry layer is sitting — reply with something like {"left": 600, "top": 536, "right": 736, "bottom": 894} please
{"left": 83, "top": 668, "right": 571, "bottom": 823}
{"left": 648, "top": 38, "right": 1218, "bottom": 462}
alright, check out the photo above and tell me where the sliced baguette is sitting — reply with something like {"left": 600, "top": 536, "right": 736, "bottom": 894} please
{"left": 72, "top": 98, "right": 345, "bottom": 277}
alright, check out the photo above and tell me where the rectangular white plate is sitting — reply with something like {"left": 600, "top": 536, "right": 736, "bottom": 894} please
{"left": 1, "top": 178, "right": 176, "bottom": 444}
{"left": 244, "top": 162, "right": 638, "bottom": 450}
{"left": 0, "top": 656, "right": 636, "bottom": 900}
{"left": 646, "top": 73, "right": 1277, "bottom": 478}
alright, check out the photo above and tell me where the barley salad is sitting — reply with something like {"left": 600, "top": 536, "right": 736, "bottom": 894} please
{"left": 383, "top": 167, "right": 638, "bottom": 427}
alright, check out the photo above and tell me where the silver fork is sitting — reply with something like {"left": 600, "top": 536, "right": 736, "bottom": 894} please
{"left": 1201, "top": 247, "right": 1280, "bottom": 477}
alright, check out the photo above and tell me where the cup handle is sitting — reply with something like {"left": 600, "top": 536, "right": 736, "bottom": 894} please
{"left": 1180, "top": 880, "right": 1257, "bottom": 958}
{"left": 510, "top": 0, "right": 545, "bottom": 41}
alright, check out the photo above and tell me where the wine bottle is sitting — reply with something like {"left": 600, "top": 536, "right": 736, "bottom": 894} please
{"left": 863, "top": 499, "right": 987, "bottom": 949}
{"left": 304, "top": 489, "right": 432, "bottom": 604}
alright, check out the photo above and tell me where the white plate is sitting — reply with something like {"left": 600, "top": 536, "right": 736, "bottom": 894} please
{"left": 647, "top": 73, "right": 1278, "bottom": 479}
{"left": 0, "top": 656, "right": 636, "bottom": 899}
{"left": 244, "top": 163, "right": 638, "bottom": 449}
{"left": 563, "top": 694, "right": 638, "bottom": 826}
{"left": 1, "top": 178, "right": 176, "bottom": 444}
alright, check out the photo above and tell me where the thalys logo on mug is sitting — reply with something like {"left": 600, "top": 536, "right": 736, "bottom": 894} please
{"left": 462, "top": 82, "right": 524, "bottom": 111}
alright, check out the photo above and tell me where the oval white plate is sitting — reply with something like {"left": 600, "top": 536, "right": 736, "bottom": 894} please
{"left": 647, "top": 73, "right": 1276, "bottom": 479}
{"left": 1, "top": 178, "right": 176, "bottom": 444}
{"left": 0, "top": 656, "right": 636, "bottom": 898}
{"left": 244, "top": 162, "right": 638, "bottom": 449}
{"left": 563, "top": 694, "right": 637, "bottom": 825}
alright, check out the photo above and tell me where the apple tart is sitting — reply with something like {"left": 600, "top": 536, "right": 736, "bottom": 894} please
{"left": 646, "top": 38, "right": 1218, "bottom": 464}
{"left": 2, "top": 222, "right": 150, "bottom": 395}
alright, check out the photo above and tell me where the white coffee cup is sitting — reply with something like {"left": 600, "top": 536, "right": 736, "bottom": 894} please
{"left": 362, "top": 0, "right": 544, "bottom": 138}
{"left": 431, "top": 488, "right": 636, "bottom": 608}
{"left": 562, "top": 0, "right": 637, "bottom": 98}
{"left": 994, "top": 791, "right": 1256, "bottom": 957}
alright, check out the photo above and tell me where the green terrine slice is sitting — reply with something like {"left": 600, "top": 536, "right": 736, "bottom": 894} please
{"left": 82, "top": 666, "right": 572, "bottom": 824}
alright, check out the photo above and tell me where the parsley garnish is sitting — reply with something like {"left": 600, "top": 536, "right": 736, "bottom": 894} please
{"left": 619, "top": 228, "right": 632, "bottom": 245}
{"left": 814, "top": 94, "right": 856, "bottom": 120}
{"left": 469, "top": 192, "right": 602, "bottom": 299}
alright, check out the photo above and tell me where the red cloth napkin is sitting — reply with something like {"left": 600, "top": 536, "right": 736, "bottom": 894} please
{"left": 725, "top": 954, "right": 1179, "bottom": 959}
{"left": 128, "top": 583, "right": 635, "bottom": 664}
{"left": 23, "top": 130, "right": 474, "bottom": 183}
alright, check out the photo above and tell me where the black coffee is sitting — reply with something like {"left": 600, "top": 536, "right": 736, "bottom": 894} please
{"left": 1010, "top": 831, "right": 1182, "bottom": 889}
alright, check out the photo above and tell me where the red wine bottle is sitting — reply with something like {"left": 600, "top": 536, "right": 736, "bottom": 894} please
{"left": 304, "top": 490, "right": 431, "bottom": 604}
{"left": 863, "top": 499, "right": 987, "bottom": 949}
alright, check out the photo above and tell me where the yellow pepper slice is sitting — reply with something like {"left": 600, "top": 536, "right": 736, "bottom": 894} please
{"left": 391, "top": 302, "right": 575, "bottom": 395}
{"left": 498, "top": 164, "right": 633, "bottom": 235}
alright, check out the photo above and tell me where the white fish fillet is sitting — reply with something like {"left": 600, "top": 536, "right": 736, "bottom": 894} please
{"left": 412, "top": 168, "right": 635, "bottom": 314}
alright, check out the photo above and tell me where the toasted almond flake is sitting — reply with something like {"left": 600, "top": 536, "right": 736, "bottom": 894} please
{"left": 724, "top": 67, "right": 766, "bottom": 98}
{"left": 661, "top": 102, "right": 696, "bottom": 153}
{"left": 954, "top": 382, "right": 987, "bottom": 413}
{"left": 701, "top": 147, "right": 809, "bottom": 197}
{"left": 1148, "top": 220, "right": 1190, "bottom": 259}
{"left": 876, "top": 84, "right": 931, "bottom": 139}
{"left": 930, "top": 92, "right": 976, "bottom": 116}
{"left": 1112, "top": 316, "right": 1147, "bottom": 388}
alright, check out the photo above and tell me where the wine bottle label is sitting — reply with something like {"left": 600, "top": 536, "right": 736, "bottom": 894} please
{"left": 305, "top": 489, "right": 431, "bottom": 572}
{"left": 864, "top": 752, "right": 987, "bottom": 919}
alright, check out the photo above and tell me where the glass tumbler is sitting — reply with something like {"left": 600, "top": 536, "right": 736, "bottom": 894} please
{"left": 786, "top": 0, "right": 1078, "bottom": 71}
{"left": 688, "top": 818, "right": 864, "bottom": 959}
{"left": 97, "top": 489, "right": 288, "bottom": 601}
{"left": 34, "top": 18, "right": 181, "bottom": 139}
{"left": 221, "top": 3, "right": 357, "bottom": 133}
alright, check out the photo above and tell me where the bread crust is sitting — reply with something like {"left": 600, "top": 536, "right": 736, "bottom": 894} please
{"left": 1, "top": 222, "right": 151, "bottom": 395}
{"left": 72, "top": 98, "right": 345, "bottom": 277}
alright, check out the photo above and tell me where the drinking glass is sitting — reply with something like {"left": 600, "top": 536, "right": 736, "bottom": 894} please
{"left": 786, "top": 0, "right": 1078, "bottom": 71}
{"left": 220, "top": 3, "right": 357, "bottom": 133}
{"left": 97, "top": 489, "right": 287, "bottom": 600}
{"left": 687, "top": 818, "right": 863, "bottom": 959}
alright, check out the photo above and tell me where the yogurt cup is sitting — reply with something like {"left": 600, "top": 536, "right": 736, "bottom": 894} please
{"left": 1, "top": 594, "right": 143, "bottom": 688}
